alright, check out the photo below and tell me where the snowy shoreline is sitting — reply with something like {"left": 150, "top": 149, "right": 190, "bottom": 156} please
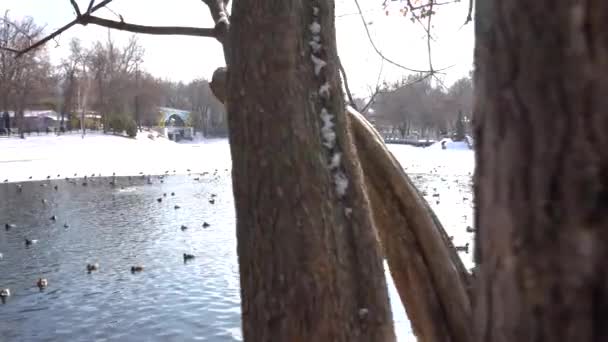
{"left": 0, "top": 132, "right": 232, "bottom": 183}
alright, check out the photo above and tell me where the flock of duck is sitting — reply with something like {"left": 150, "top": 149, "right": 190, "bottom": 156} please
{"left": 2, "top": 165, "right": 473, "bottom": 302}
{"left": 1, "top": 168, "right": 222, "bottom": 303}
{"left": 414, "top": 169, "right": 474, "bottom": 254}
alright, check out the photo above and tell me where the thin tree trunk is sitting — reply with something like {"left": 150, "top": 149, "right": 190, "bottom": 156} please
{"left": 474, "top": 0, "right": 608, "bottom": 341}
{"left": 227, "top": 0, "right": 395, "bottom": 341}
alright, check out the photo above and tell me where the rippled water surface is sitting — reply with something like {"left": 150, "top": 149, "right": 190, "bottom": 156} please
{"left": 0, "top": 141, "right": 475, "bottom": 342}
{"left": 0, "top": 173, "right": 241, "bottom": 342}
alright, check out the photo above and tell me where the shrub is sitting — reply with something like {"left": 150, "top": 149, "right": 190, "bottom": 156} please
{"left": 125, "top": 120, "right": 137, "bottom": 138}
{"left": 109, "top": 114, "right": 126, "bottom": 133}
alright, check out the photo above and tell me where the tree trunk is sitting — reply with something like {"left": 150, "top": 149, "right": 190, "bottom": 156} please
{"left": 202, "top": 106, "right": 209, "bottom": 138}
{"left": 474, "top": 0, "right": 608, "bottom": 341}
{"left": 349, "top": 107, "right": 472, "bottom": 342}
{"left": 227, "top": 0, "right": 395, "bottom": 341}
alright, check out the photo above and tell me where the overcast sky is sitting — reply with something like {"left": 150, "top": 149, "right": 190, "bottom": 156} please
{"left": 3, "top": 0, "right": 473, "bottom": 97}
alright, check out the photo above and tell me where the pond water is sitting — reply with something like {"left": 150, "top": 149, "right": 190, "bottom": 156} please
{"left": 0, "top": 144, "right": 475, "bottom": 342}
{"left": 0, "top": 173, "right": 241, "bottom": 342}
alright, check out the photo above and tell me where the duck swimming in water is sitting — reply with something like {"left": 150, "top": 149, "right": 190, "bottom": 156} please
{"left": 183, "top": 253, "right": 195, "bottom": 261}
{"left": 455, "top": 243, "right": 470, "bottom": 253}
{"left": 37, "top": 278, "right": 48, "bottom": 289}
{"left": 130, "top": 266, "right": 144, "bottom": 273}
{"left": 87, "top": 263, "right": 99, "bottom": 273}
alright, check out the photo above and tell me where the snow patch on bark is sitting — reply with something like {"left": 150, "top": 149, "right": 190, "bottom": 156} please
{"left": 309, "top": 40, "right": 322, "bottom": 53}
{"left": 309, "top": 5, "right": 349, "bottom": 202}
{"left": 309, "top": 22, "right": 321, "bottom": 35}
{"left": 334, "top": 171, "right": 349, "bottom": 197}
{"left": 329, "top": 152, "right": 341, "bottom": 169}
{"left": 311, "top": 54, "right": 326, "bottom": 76}
{"left": 319, "top": 82, "right": 331, "bottom": 99}
{"left": 218, "top": 12, "right": 229, "bottom": 25}
{"left": 345, "top": 207, "right": 353, "bottom": 218}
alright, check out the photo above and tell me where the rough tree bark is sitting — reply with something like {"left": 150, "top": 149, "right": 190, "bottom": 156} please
{"left": 474, "top": 0, "right": 608, "bottom": 341}
{"left": 349, "top": 107, "right": 472, "bottom": 342}
{"left": 227, "top": 0, "right": 395, "bottom": 340}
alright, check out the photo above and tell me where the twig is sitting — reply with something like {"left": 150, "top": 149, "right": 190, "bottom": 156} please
{"left": 69, "top": 0, "right": 82, "bottom": 17}
{"left": 426, "top": 0, "right": 434, "bottom": 73}
{"left": 464, "top": 0, "right": 473, "bottom": 25}
{"left": 385, "top": 73, "right": 434, "bottom": 94}
{"left": 432, "top": 73, "right": 448, "bottom": 90}
{"left": 361, "top": 59, "right": 385, "bottom": 113}
{"left": 103, "top": 5, "right": 122, "bottom": 21}
{"left": 352, "top": 0, "right": 429, "bottom": 73}
{"left": 0, "top": 45, "right": 19, "bottom": 53}
{"left": 336, "top": 8, "right": 380, "bottom": 18}
{"left": 404, "top": 0, "right": 437, "bottom": 42}
{"left": 338, "top": 56, "right": 358, "bottom": 111}
{"left": 87, "top": 0, "right": 96, "bottom": 14}
{"left": 409, "top": 0, "right": 459, "bottom": 10}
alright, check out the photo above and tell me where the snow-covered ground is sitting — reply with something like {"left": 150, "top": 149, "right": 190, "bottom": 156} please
{"left": 0, "top": 131, "right": 231, "bottom": 182}
{"left": 0, "top": 132, "right": 475, "bottom": 341}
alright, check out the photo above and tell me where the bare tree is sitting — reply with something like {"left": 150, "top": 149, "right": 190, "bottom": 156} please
{"left": 57, "top": 38, "right": 85, "bottom": 130}
{"left": 86, "top": 33, "right": 142, "bottom": 132}
{"left": 0, "top": 13, "right": 48, "bottom": 137}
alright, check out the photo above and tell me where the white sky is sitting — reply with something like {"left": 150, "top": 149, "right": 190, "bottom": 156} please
{"left": 3, "top": 0, "right": 473, "bottom": 97}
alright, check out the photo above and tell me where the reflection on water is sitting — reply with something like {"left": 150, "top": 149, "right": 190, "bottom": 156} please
{"left": 0, "top": 174, "right": 241, "bottom": 342}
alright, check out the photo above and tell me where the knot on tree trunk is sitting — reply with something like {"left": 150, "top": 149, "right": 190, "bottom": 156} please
{"left": 210, "top": 67, "right": 227, "bottom": 104}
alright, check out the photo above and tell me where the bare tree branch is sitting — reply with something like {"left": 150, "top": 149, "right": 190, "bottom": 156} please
{"left": 353, "top": 0, "right": 430, "bottom": 73}
{"left": 408, "top": 0, "right": 460, "bottom": 10}
{"left": 12, "top": 0, "right": 114, "bottom": 57}
{"left": 0, "top": 45, "right": 19, "bottom": 53}
{"left": 87, "top": 0, "right": 96, "bottom": 14}
{"left": 426, "top": 0, "right": 434, "bottom": 73}
{"left": 404, "top": 0, "right": 438, "bottom": 42}
{"left": 338, "top": 56, "right": 358, "bottom": 111}
{"left": 464, "top": 0, "right": 473, "bottom": 25}
{"left": 7, "top": 0, "right": 218, "bottom": 57}
{"left": 361, "top": 60, "right": 385, "bottom": 113}
{"left": 202, "top": 0, "right": 231, "bottom": 64}
{"left": 81, "top": 16, "right": 216, "bottom": 38}
{"left": 361, "top": 89, "right": 379, "bottom": 114}
{"left": 70, "top": 0, "right": 82, "bottom": 17}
